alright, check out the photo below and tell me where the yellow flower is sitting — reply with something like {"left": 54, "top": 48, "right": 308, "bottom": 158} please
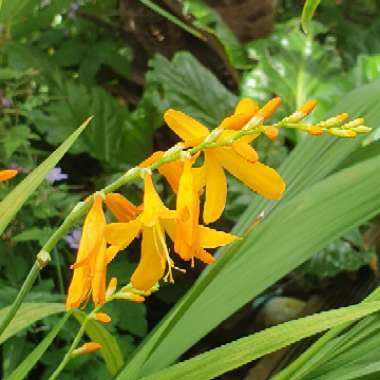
{"left": 164, "top": 99, "right": 286, "bottom": 224}
{"left": 170, "top": 158, "right": 240, "bottom": 265}
{"left": 105, "top": 172, "right": 178, "bottom": 291}
{"left": 0, "top": 169, "right": 17, "bottom": 182}
{"left": 66, "top": 195, "right": 108, "bottom": 309}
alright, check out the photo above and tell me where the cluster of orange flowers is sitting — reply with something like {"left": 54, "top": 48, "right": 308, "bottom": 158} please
{"left": 65, "top": 97, "right": 369, "bottom": 310}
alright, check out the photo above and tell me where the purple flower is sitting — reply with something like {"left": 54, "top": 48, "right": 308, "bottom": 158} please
{"left": 1, "top": 97, "right": 13, "bottom": 108}
{"left": 46, "top": 167, "right": 68, "bottom": 184}
{"left": 64, "top": 228, "right": 82, "bottom": 249}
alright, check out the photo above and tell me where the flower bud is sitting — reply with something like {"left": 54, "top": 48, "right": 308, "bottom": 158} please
{"left": 92, "top": 312, "right": 112, "bottom": 324}
{"left": 308, "top": 126, "right": 323, "bottom": 136}
{"left": 298, "top": 99, "right": 317, "bottom": 115}
{"left": 341, "top": 118, "right": 365, "bottom": 129}
{"left": 264, "top": 126, "right": 279, "bottom": 140}
{"left": 106, "top": 277, "right": 118, "bottom": 298}
{"left": 329, "top": 128, "right": 357, "bottom": 138}
{"left": 351, "top": 125, "right": 372, "bottom": 133}
{"left": 258, "top": 97, "right": 282, "bottom": 119}
{"left": 319, "top": 113, "right": 349, "bottom": 128}
{"left": 72, "top": 342, "right": 102, "bottom": 357}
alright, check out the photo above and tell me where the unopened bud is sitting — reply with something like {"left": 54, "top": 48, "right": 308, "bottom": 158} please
{"left": 308, "top": 126, "right": 323, "bottom": 136}
{"left": 299, "top": 99, "right": 317, "bottom": 115}
{"left": 351, "top": 125, "right": 372, "bottom": 133}
{"left": 329, "top": 128, "right": 357, "bottom": 138}
{"left": 258, "top": 97, "right": 282, "bottom": 119}
{"left": 342, "top": 118, "right": 365, "bottom": 129}
{"left": 0, "top": 169, "right": 17, "bottom": 181}
{"left": 106, "top": 277, "right": 118, "bottom": 298}
{"left": 113, "top": 291, "right": 145, "bottom": 303}
{"left": 72, "top": 342, "right": 102, "bottom": 356}
{"left": 319, "top": 113, "right": 349, "bottom": 128}
{"left": 264, "top": 126, "right": 279, "bottom": 140}
{"left": 92, "top": 312, "right": 112, "bottom": 324}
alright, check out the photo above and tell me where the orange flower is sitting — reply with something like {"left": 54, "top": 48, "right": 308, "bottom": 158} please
{"left": 169, "top": 158, "right": 240, "bottom": 265}
{"left": 164, "top": 100, "right": 286, "bottom": 224}
{"left": 0, "top": 169, "right": 17, "bottom": 182}
{"left": 105, "top": 193, "right": 141, "bottom": 222}
{"left": 105, "top": 172, "right": 178, "bottom": 291}
{"left": 66, "top": 196, "right": 108, "bottom": 309}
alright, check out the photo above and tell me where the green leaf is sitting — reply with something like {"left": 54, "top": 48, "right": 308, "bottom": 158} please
{"left": 0, "top": 0, "right": 38, "bottom": 24}
{"left": 73, "top": 310, "right": 124, "bottom": 375}
{"left": 299, "top": 235, "right": 374, "bottom": 279}
{"left": 116, "top": 80, "right": 380, "bottom": 379}
{"left": 339, "top": 139, "right": 380, "bottom": 169}
{"left": 31, "top": 80, "right": 153, "bottom": 167}
{"left": 0, "top": 117, "right": 91, "bottom": 236}
{"left": 139, "top": 302, "right": 380, "bottom": 380}
{"left": 351, "top": 54, "right": 380, "bottom": 87}
{"left": 182, "top": 1, "right": 251, "bottom": 69}
{"left": 301, "top": 0, "right": 322, "bottom": 33}
{"left": 0, "top": 303, "right": 65, "bottom": 344}
{"left": 147, "top": 52, "right": 236, "bottom": 127}
{"left": 242, "top": 21, "right": 345, "bottom": 120}
{"left": 5, "top": 313, "right": 70, "bottom": 380}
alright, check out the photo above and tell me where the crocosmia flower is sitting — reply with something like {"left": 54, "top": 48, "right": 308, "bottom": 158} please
{"left": 164, "top": 99, "right": 286, "bottom": 224}
{"left": 66, "top": 196, "right": 108, "bottom": 309}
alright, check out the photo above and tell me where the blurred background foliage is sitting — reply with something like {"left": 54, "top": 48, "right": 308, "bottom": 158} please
{"left": 2, "top": 0, "right": 380, "bottom": 379}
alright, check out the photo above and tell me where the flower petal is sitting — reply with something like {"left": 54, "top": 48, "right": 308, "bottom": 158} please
{"left": 158, "top": 160, "right": 184, "bottom": 193}
{"left": 139, "top": 151, "right": 164, "bottom": 168}
{"left": 234, "top": 98, "right": 259, "bottom": 116}
{"left": 203, "top": 151, "right": 227, "bottom": 224}
{"left": 164, "top": 109, "right": 209, "bottom": 142}
{"left": 131, "top": 226, "right": 166, "bottom": 291}
{"left": 198, "top": 225, "right": 240, "bottom": 248}
{"left": 195, "top": 249, "right": 215, "bottom": 264}
{"left": 218, "top": 149, "right": 286, "bottom": 200}
{"left": 232, "top": 141, "right": 259, "bottom": 162}
{"left": 105, "top": 193, "right": 140, "bottom": 222}
{"left": 65, "top": 266, "right": 91, "bottom": 309}
{"left": 92, "top": 238, "right": 107, "bottom": 306}
{"left": 71, "top": 196, "right": 105, "bottom": 269}
{"left": 104, "top": 219, "right": 142, "bottom": 247}
{"left": 106, "top": 245, "right": 123, "bottom": 264}
{"left": 218, "top": 114, "right": 251, "bottom": 130}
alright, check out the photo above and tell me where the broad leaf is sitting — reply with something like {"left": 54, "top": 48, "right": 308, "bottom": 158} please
{"left": 0, "top": 303, "right": 65, "bottom": 344}
{"left": 0, "top": 117, "right": 90, "bottom": 235}
{"left": 241, "top": 21, "right": 346, "bottom": 120}
{"left": 146, "top": 52, "right": 236, "bottom": 127}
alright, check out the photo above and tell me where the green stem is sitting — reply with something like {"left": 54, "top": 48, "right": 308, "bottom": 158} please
{"left": 0, "top": 262, "right": 40, "bottom": 338}
{"left": 47, "top": 307, "right": 97, "bottom": 380}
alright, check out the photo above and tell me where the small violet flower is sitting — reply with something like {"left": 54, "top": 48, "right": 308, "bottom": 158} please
{"left": 46, "top": 167, "right": 68, "bottom": 184}
{"left": 64, "top": 228, "right": 82, "bottom": 250}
